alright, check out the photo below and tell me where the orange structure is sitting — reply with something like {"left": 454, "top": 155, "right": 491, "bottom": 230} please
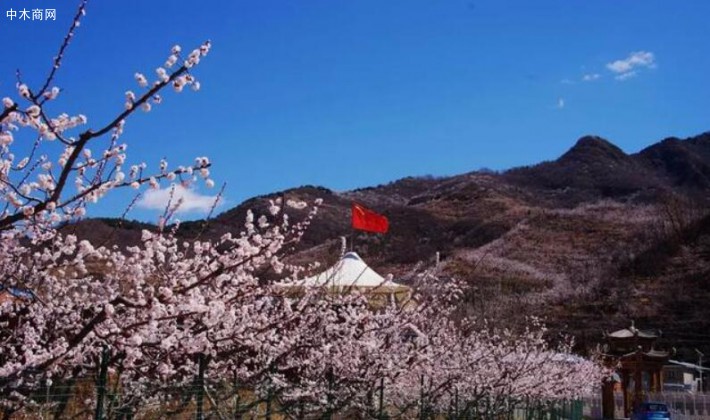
{"left": 600, "top": 322, "right": 670, "bottom": 419}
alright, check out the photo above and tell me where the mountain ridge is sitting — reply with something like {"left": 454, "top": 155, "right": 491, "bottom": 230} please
{"left": 63, "top": 131, "right": 710, "bottom": 356}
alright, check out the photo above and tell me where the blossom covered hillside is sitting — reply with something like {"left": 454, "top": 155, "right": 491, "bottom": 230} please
{"left": 69, "top": 132, "right": 710, "bottom": 357}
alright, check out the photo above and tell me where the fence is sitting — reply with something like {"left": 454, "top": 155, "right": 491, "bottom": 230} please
{"left": 3, "top": 376, "right": 589, "bottom": 420}
{"left": 648, "top": 391, "right": 710, "bottom": 420}
{"left": 12, "top": 387, "right": 710, "bottom": 419}
{"left": 18, "top": 369, "right": 710, "bottom": 420}
{"left": 510, "top": 400, "right": 584, "bottom": 420}
{"left": 580, "top": 391, "right": 710, "bottom": 420}
{"left": 8, "top": 379, "right": 290, "bottom": 419}
{"left": 2, "top": 350, "right": 598, "bottom": 419}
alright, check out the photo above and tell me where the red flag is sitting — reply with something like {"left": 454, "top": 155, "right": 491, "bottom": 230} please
{"left": 351, "top": 202, "right": 389, "bottom": 234}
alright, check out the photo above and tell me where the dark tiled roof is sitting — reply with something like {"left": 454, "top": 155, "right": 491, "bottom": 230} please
{"left": 607, "top": 327, "right": 659, "bottom": 339}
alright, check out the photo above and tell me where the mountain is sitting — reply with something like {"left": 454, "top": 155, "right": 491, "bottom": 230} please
{"left": 637, "top": 133, "right": 710, "bottom": 190}
{"left": 505, "top": 135, "right": 664, "bottom": 205}
{"left": 64, "top": 132, "right": 710, "bottom": 356}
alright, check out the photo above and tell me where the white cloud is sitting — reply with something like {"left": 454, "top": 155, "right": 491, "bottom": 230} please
{"left": 615, "top": 71, "right": 637, "bottom": 81}
{"left": 582, "top": 73, "right": 601, "bottom": 82}
{"left": 606, "top": 51, "right": 655, "bottom": 80}
{"left": 137, "top": 184, "right": 222, "bottom": 214}
{"left": 557, "top": 98, "right": 565, "bottom": 109}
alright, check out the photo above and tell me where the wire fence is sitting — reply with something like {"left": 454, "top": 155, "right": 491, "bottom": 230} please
{"left": 10, "top": 373, "right": 710, "bottom": 419}
{"left": 579, "top": 391, "right": 710, "bottom": 420}
{"left": 648, "top": 391, "right": 710, "bottom": 419}
{"left": 3, "top": 375, "right": 589, "bottom": 420}
{"left": 1, "top": 350, "right": 595, "bottom": 419}
{"left": 7, "top": 366, "right": 710, "bottom": 419}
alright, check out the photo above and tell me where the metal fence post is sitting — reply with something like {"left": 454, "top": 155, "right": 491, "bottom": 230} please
{"left": 195, "top": 353, "right": 207, "bottom": 420}
{"left": 233, "top": 371, "right": 240, "bottom": 418}
{"left": 454, "top": 387, "right": 459, "bottom": 419}
{"left": 325, "top": 367, "right": 334, "bottom": 420}
{"left": 94, "top": 346, "right": 110, "bottom": 420}
{"left": 419, "top": 374, "right": 425, "bottom": 420}
{"left": 378, "top": 377, "right": 385, "bottom": 419}
{"left": 265, "top": 390, "right": 272, "bottom": 420}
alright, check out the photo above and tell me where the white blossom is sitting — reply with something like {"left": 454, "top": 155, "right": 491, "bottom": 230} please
{"left": 134, "top": 72, "right": 148, "bottom": 88}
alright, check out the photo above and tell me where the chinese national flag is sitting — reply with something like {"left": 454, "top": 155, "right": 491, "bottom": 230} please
{"left": 351, "top": 202, "right": 389, "bottom": 234}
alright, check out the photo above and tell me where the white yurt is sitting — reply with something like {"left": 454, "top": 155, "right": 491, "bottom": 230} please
{"left": 280, "top": 252, "right": 410, "bottom": 299}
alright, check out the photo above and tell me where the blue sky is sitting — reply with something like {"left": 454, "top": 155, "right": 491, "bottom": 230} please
{"left": 1, "top": 0, "right": 708, "bottom": 220}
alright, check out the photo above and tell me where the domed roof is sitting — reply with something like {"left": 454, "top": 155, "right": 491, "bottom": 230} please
{"left": 282, "top": 252, "right": 409, "bottom": 294}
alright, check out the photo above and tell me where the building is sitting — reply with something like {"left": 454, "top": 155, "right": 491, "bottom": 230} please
{"left": 663, "top": 360, "right": 709, "bottom": 393}
{"left": 601, "top": 323, "right": 671, "bottom": 418}
{"left": 277, "top": 252, "right": 411, "bottom": 305}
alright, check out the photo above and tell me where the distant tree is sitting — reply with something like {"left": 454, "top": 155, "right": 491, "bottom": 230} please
{"left": 655, "top": 192, "right": 706, "bottom": 244}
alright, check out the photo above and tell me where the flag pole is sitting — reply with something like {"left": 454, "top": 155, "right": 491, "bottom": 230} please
{"left": 339, "top": 236, "right": 347, "bottom": 256}
{"left": 350, "top": 202, "right": 354, "bottom": 253}
{"left": 280, "top": 192, "right": 286, "bottom": 226}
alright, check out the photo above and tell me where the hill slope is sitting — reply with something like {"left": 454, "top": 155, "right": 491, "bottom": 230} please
{"left": 65, "top": 132, "right": 710, "bottom": 355}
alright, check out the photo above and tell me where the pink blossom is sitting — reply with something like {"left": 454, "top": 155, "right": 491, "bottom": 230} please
{"left": 134, "top": 73, "right": 148, "bottom": 88}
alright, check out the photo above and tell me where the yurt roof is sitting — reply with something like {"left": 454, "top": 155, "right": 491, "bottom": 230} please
{"left": 289, "top": 252, "right": 408, "bottom": 292}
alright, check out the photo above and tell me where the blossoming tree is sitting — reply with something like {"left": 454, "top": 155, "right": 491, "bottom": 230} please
{"left": 0, "top": 0, "right": 217, "bottom": 410}
{"left": 1, "top": 1, "right": 606, "bottom": 418}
